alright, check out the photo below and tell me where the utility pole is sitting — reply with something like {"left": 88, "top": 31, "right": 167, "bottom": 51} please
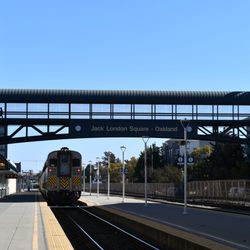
{"left": 142, "top": 136, "right": 150, "bottom": 206}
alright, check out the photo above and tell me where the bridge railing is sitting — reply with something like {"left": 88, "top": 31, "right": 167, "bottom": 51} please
{"left": 1, "top": 103, "right": 250, "bottom": 121}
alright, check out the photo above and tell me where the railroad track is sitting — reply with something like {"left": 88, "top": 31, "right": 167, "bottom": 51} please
{"left": 51, "top": 206, "right": 160, "bottom": 250}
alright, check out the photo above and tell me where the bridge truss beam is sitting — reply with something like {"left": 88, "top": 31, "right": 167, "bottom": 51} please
{"left": 1, "top": 89, "right": 250, "bottom": 145}
{"left": 0, "top": 118, "right": 250, "bottom": 145}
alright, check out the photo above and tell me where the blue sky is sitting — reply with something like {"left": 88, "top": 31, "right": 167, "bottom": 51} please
{"left": 0, "top": 1, "right": 250, "bottom": 172}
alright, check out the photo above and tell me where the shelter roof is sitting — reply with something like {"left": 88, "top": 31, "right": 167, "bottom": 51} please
{"left": 0, "top": 154, "right": 18, "bottom": 174}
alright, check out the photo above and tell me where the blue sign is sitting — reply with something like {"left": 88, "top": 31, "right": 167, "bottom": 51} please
{"left": 70, "top": 119, "right": 197, "bottom": 139}
{"left": 119, "top": 167, "right": 128, "bottom": 174}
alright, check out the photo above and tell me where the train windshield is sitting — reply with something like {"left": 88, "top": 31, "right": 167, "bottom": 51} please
{"left": 59, "top": 154, "right": 70, "bottom": 176}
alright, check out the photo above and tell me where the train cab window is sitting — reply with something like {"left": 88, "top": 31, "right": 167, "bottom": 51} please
{"left": 59, "top": 154, "right": 71, "bottom": 176}
{"left": 72, "top": 158, "right": 80, "bottom": 167}
{"left": 49, "top": 159, "right": 57, "bottom": 167}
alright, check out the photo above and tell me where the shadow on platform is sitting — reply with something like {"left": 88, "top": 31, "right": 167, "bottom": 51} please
{"left": 0, "top": 191, "right": 38, "bottom": 203}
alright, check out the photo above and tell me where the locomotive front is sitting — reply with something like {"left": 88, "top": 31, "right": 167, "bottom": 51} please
{"left": 40, "top": 147, "right": 82, "bottom": 205}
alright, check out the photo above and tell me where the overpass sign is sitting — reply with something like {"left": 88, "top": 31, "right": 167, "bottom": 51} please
{"left": 70, "top": 120, "right": 197, "bottom": 139}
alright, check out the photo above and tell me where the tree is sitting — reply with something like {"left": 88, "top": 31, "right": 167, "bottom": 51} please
{"left": 109, "top": 162, "right": 122, "bottom": 183}
{"left": 188, "top": 143, "right": 247, "bottom": 180}
{"left": 99, "top": 151, "right": 120, "bottom": 182}
{"left": 84, "top": 163, "right": 91, "bottom": 182}
{"left": 133, "top": 143, "right": 163, "bottom": 182}
{"left": 151, "top": 165, "right": 182, "bottom": 183}
{"left": 133, "top": 151, "right": 145, "bottom": 182}
{"left": 149, "top": 143, "right": 163, "bottom": 169}
{"left": 125, "top": 157, "right": 137, "bottom": 183}
{"left": 188, "top": 145, "right": 213, "bottom": 180}
{"left": 208, "top": 142, "right": 245, "bottom": 179}
{"left": 102, "top": 151, "right": 116, "bottom": 164}
{"left": 191, "top": 145, "right": 212, "bottom": 163}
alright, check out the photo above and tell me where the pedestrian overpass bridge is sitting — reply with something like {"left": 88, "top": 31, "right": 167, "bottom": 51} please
{"left": 0, "top": 89, "right": 250, "bottom": 150}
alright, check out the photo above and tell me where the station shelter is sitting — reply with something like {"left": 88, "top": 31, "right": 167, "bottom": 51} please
{"left": 0, "top": 154, "right": 18, "bottom": 198}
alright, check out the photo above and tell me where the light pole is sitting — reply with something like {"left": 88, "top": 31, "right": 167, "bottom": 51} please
{"left": 142, "top": 136, "right": 150, "bottom": 206}
{"left": 120, "top": 146, "right": 126, "bottom": 203}
{"left": 82, "top": 163, "right": 85, "bottom": 194}
{"left": 89, "top": 161, "right": 92, "bottom": 196}
{"left": 96, "top": 157, "right": 100, "bottom": 197}
{"left": 180, "top": 119, "right": 191, "bottom": 215}
{"left": 107, "top": 153, "right": 110, "bottom": 199}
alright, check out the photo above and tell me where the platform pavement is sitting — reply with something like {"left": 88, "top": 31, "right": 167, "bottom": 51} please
{"left": 80, "top": 192, "right": 250, "bottom": 250}
{"left": 0, "top": 191, "right": 73, "bottom": 250}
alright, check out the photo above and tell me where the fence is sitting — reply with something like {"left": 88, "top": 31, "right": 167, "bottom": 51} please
{"left": 84, "top": 182, "right": 183, "bottom": 199}
{"left": 84, "top": 179, "right": 250, "bottom": 204}
{"left": 188, "top": 179, "right": 250, "bottom": 203}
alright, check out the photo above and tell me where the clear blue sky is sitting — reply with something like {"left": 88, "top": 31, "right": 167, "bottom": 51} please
{"left": 0, "top": 1, "right": 250, "bottom": 172}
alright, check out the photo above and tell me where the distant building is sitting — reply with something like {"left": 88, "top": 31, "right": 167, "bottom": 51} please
{"left": 162, "top": 139, "right": 212, "bottom": 166}
{"left": 162, "top": 140, "right": 180, "bottom": 165}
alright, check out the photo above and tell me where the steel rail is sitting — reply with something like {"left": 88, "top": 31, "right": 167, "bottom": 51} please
{"left": 60, "top": 209, "right": 104, "bottom": 250}
{"left": 78, "top": 207, "right": 159, "bottom": 250}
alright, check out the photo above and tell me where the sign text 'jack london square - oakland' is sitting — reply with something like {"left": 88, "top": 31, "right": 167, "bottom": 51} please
{"left": 70, "top": 120, "right": 197, "bottom": 138}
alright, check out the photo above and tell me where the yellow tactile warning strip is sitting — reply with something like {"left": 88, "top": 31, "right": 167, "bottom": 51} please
{"left": 80, "top": 198, "right": 97, "bottom": 207}
{"left": 80, "top": 197, "right": 235, "bottom": 250}
{"left": 39, "top": 194, "right": 73, "bottom": 250}
{"left": 32, "top": 197, "right": 39, "bottom": 250}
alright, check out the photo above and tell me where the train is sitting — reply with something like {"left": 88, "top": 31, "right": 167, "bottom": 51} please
{"left": 39, "top": 147, "right": 82, "bottom": 205}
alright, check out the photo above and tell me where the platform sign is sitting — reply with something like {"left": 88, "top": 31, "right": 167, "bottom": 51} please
{"left": 177, "top": 156, "right": 194, "bottom": 165}
{"left": 119, "top": 168, "right": 128, "bottom": 174}
{"left": 70, "top": 120, "right": 198, "bottom": 139}
{"left": 188, "top": 156, "right": 194, "bottom": 164}
{"left": 177, "top": 156, "right": 184, "bottom": 163}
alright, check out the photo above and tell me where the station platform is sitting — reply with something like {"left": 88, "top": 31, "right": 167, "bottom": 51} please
{"left": 80, "top": 193, "right": 250, "bottom": 250}
{"left": 1, "top": 191, "right": 250, "bottom": 250}
{"left": 0, "top": 191, "right": 73, "bottom": 250}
